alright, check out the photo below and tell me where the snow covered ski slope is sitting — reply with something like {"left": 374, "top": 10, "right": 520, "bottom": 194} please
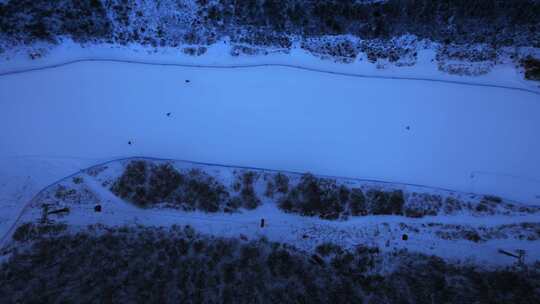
{"left": 1, "top": 58, "right": 539, "bottom": 204}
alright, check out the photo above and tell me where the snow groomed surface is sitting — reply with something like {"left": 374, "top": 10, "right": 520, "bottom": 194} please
{"left": 1, "top": 59, "right": 539, "bottom": 204}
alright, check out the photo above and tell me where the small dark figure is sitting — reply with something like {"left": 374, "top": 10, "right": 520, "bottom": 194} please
{"left": 185, "top": 79, "right": 190, "bottom": 83}
{"left": 166, "top": 112, "right": 171, "bottom": 117}
{"left": 402, "top": 234, "right": 409, "bottom": 241}
{"left": 260, "top": 218, "right": 265, "bottom": 228}
{"left": 94, "top": 205, "right": 102, "bottom": 212}
{"left": 405, "top": 126, "right": 410, "bottom": 130}
{"left": 128, "top": 141, "right": 132, "bottom": 145}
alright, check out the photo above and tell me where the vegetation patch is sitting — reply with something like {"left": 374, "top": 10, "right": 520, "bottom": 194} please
{"left": 403, "top": 193, "right": 443, "bottom": 218}
{"left": 12, "top": 222, "right": 67, "bottom": 242}
{"left": 111, "top": 161, "right": 234, "bottom": 212}
{"left": 278, "top": 174, "right": 405, "bottom": 219}
{"left": 522, "top": 57, "right": 540, "bottom": 80}
{"left": 1, "top": 225, "right": 539, "bottom": 303}
{"left": 434, "top": 222, "right": 540, "bottom": 242}
{"left": 229, "top": 171, "right": 262, "bottom": 210}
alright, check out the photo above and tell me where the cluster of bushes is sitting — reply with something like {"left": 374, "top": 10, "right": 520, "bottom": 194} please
{"left": 2, "top": 224, "right": 539, "bottom": 303}
{"left": 12, "top": 222, "right": 67, "bottom": 242}
{"left": 301, "top": 37, "right": 359, "bottom": 63}
{"left": 230, "top": 171, "right": 262, "bottom": 210}
{"left": 522, "top": 56, "right": 540, "bottom": 80}
{"left": 275, "top": 173, "right": 531, "bottom": 219}
{"left": 359, "top": 37, "right": 418, "bottom": 65}
{"left": 264, "top": 172, "right": 289, "bottom": 198}
{"left": 278, "top": 173, "right": 404, "bottom": 219}
{"left": 111, "top": 161, "right": 239, "bottom": 212}
{"left": 435, "top": 222, "right": 540, "bottom": 242}
{"left": 65, "top": 160, "right": 538, "bottom": 220}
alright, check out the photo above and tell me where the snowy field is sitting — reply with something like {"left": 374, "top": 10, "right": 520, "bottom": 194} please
{"left": 1, "top": 59, "right": 540, "bottom": 203}
{"left": 0, "top": 43, "right": 539, "bottom": 267}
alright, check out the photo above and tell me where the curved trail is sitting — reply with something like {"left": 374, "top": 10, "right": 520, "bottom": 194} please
{"left": 0, "top": 58, "right": 539, "bottom": 96}
{"left": 0, "top": 155, "right": 528, "bottom": 250}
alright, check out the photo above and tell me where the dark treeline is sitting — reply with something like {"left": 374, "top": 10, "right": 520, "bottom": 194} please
{"left": 0, "top": 0, "right": 539, "bottom": 48}
{"left": 207, "top": 0, "right": 540, "bottom": 45}
{"left": 2, "top": 224, "right": 539, "bottom": 303}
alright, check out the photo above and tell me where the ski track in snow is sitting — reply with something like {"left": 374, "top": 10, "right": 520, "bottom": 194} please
{"left": 0, "top": 58, "right": 539, "bottom": 96}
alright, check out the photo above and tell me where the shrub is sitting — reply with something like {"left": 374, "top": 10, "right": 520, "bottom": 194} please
{"left": 279, "top": 175, "right": 409, "bottom": 218}
{"left": 111, "top": 162, "right": 183, "bottom": 206}
{"left": 170, "top": 169, "right": 230, "bottom": 212}
{"left": 464, "top": 230, "right": 482, "bottom": 243}
{"left": 111, "top": 161, "right": 232, "bottom": 212}
{"left": 367, "top": 190, "right": 404, "bottom": 215}
{"left": 240, "top": 186, "right": 260, "bottom": 209}
{"left": 264, "top": 179, "right": 275, "bottom": 198}
{"left": 12, "top": 223, "right": 34, "bottom": 242}
{"left": 12, "top": 222, "right": 67, "bottom": 242}
{"left": 349, "top": 188, "right": 367, "bottom": 216}
{"left": 232, "top": 171, "right": 261, "bottom": 210}
{"left": 316, "top": 243, "right": 344, "bottom": 257}
{"left": 403, "top": 193, "right": 442, "bottom": 218}
{"left": 278, "top": 173, "right": 343, "bottom": 219}
{"left": 483, "top": 195, "right": 503, "bottom": 204}
{"left": 522, "top": 57, "right": 540, "bottom": 81}
{"left": 274, "top": 173, "right": 289, "bottom": 194}
{"left": 443, "top": 197, "right": 463, "bottom": 214}
{"left": 148, "top": 164, "right": 182, "bottom": 202}
{"left": 111, "top": 160, "right": 148, "bottom": 205}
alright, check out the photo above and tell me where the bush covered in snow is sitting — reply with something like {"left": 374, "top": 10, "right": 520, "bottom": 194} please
{"left": 169, "top": 168, "right": 232, "bottom": 212}
{"left": 12, "top": 222, "right": 67, "bottom": 242}
{"left": 366, "top": 189, "right": 405, "bottom": 216}
{"left": 522, "top": 56, "right": 540, "bottom": 80}
{"left": 278, "top": 174, "right": 406, "bottom": 219}
{"left": 230, "top": 171, "right": 261, "bottom": 210}
{"left": 275, "top": 172, "right": 537, "bottom": 219}
{"left": 1, "top": 224, "right": 539, "bottom": 303}
{"left": 403, "top": 193, "right": 443, "bottom": 218}
{"left": 111, "top": 161, "right": 234, "bottom": 212}
{"left": 278, "top": 173, "right": 345, "bottom": 219}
